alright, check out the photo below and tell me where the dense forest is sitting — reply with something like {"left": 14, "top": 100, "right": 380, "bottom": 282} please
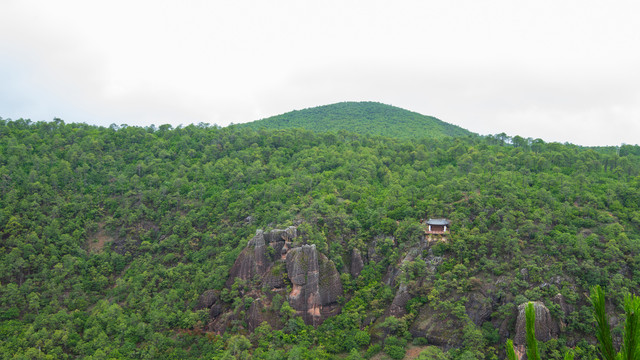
{"left": 1, "top": 109, "right": 640, "bottom": 359}
{"left": 240, "top": 102, "right": 473, "bottom": 140}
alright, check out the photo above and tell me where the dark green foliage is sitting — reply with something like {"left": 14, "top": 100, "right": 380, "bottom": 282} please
{"left": 505, "top": 339, "right": 517, "bottom": 360}
{"left": 621, "top": 293, "right": 640, "bottom": 360}
{"left": 383, "top": 335, "right": 407, "bottom": 359}
{"left": 526, "top": 303, "right": 542, "bottom": 360}
{"left": 0, "top": 116, "right": 639, "bottom": 358}
{"left": 240, "top": 101, "right": 474, "bottom": 140}
{"left": 592, "top": 286, "right": 616, "bottom": 360}
{"left": 591, "top": 285, "right": 640, "bottom": 360}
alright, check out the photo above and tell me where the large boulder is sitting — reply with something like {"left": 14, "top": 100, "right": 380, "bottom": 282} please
{"left": 514, "top": 302, "right": 559, "bottom": 345}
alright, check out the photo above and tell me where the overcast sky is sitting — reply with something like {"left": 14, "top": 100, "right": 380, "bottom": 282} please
{"left": 1, "top": 1, "right": 639, "bottom": 146}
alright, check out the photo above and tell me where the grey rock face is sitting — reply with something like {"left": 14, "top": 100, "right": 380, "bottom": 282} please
{"left": 285, "top": 245, "right": 343, "bottom": 326}
{"left": 409, "top": 303, "right": 461, "bottom": 347}
{"left": 196, "top": 289, "right": 219, "bottom": 310}
{"left": 388, "top": 284, "right": 410, "bottom": 317}
{"left": 227, "top": 230, "right": 271, "bottom": 286}
{"left": 514, "top": 301, "right": 559, "bottom": 345}
{"left": 210, "top": 303, "right": 223, "bottom": 318}
{"left": 465, "top": 292, "right": 493, "bottom": 326}
{"left": 206, "top": 225, "right": 342, "bottom": 329}
{"left": 227, "top": 227, "right": 298, "bottom": 286}
{"left": 247, "top": 299, "right": 263, "bottom": 332}
{"left": 552, "top": 293, "right": 573, "bottom": 316}
{"left": 350, "top": 248, "right": 364, "bottom": 277}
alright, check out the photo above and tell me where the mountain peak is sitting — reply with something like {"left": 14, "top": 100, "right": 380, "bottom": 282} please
{"left": 240, "top": 101, "right": 473, "bottom": 139}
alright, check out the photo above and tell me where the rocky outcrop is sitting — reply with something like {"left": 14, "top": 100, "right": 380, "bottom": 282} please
{"left": 286, "top": 244, "right": 342, "bottom": 326}
{"left": 552, "top": 293, "right": 573, "bottom": 316}
{"left": 383, "top": 250, "right": 418, "bottom": 287}
{"left": 465, "top": 292, "right": 493, "bottom": 326}
{"left": 552, "top": 293, "right": 573, "bottom": 331}
{"left": 388, "top": 284, "right": 410, "bottom": 317}
{"left": 196, "top": 289, "right": 219, "bottom": 310}
{"left": 409, "top": 303, "right": 462, "bottom": 348}
{"left": 200, "top": 225, "right": 343, "bottom": 330}
{"left": 350, "top": 248, "right": 364, "bottom": 277}
{"left": 318, "top": 253, "right": 342, "bottom": 309}
{"left": 514, "top": 302, "right": 559, "bottom": 345}
{"left": 210, "top": 303, "right": 223, "bottom": 318}
{"left": 227, "top": 227, "right": 297, "bottom": 286}
{"left": 247, "top": 298, "right": 264, "bottom": 332}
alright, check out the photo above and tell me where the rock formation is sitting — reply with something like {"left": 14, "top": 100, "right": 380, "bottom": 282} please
{"left": 465, "top": 292, "right": 493, "bottom": 326}
{"left": 195, "top": 289, "right": 219, "bottom": 310}
{"left": 285, "top": 244, "right": 342, "bottom": 326}
{"left": 514, "top": 302, "right": 559, "bottom": 346}
{"left": 350, "top": 248, "right": 364, "bottom": 277}
{"left": 247, "top": 298, "right": 264, "bottom": 331}
{"left": 227, "top": 227, "right": 297, "bottom": 286}
{"left": 388, "top": 284, "right": 410, "bottom": 317}
{"left": 409, "top": 303, "right": 462, "bottom": 347}
{"left": 200, "top": 225, "right": 343, "bottom": 330}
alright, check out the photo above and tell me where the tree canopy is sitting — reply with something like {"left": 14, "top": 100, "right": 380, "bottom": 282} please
{"left": 1, "top": 116, "right": 639, "bottom": 358}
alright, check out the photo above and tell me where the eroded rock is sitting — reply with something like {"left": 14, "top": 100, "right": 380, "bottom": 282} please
{"left": 204, "top": 226, "right": 343, "bottom": 330}
{"left": 247, "top": 298, "right": 263, "bottom": 332}
{"left": 409, "top": 303, "right": 462, "bottom": 348}
{"left": 227, "top": 227, "right": 297, "bottom": 286}
{"left": 514, "top": 302, "right": 559, "bottom": 345}
{"left": 286, "top": 244, "right": 343, "bottom": 326}
{"left": 388, "top": 284, "right": 410, "bottom": 317}
{"left": 350, "top": 248, "right": 364, "bottom": 277}
{"left": 196, "top": 289, "right": 219, "bottom": 310}
{"left": 465, "top": 292, "right": 493, "bottom": 326}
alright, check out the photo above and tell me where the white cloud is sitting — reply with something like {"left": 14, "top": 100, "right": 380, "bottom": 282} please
{"left": 1, "top": 0, "right": 639, "bottom": 145}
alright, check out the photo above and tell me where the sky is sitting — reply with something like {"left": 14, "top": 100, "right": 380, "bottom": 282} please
{"left": 1, "top": 0, "right": 639, "bottom": 146}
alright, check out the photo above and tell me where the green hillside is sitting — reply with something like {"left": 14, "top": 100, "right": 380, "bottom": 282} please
{"left": 240, "top": 101, "right": 474, "bottom": 139}
{"left": 1, "top": 117, "right": 640, "bottom": 359}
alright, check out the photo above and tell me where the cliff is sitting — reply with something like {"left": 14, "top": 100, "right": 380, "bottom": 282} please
{"left": 200, "top": 226, "right": 343, "bottom": 330}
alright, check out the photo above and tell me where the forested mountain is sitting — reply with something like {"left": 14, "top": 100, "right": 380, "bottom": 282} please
{"left": 239, "top": 102, "right": 474, "bottom": 140}
{"left": 1, "top": 116, "right": 640, "bottom": 359}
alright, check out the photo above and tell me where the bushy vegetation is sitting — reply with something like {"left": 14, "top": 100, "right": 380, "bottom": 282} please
{"left": 240, "top": 101, "right": 473, "bottom": 139}
{"left": 0, "top": 115, "right": 639, "bottom": 359}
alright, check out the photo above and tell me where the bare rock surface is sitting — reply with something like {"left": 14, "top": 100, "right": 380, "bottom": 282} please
{"left": 247, "top": 299, "right": 263, "bottom": 332}
{"left": 286, "top": 244, "right": 343, "bottom": 326}
{"left": 196, "top": 289, "right": 219, "bottom": 310}
{"left": 465, "top": 292, "right": 493, "bottom": 326}
{"left": 409, "top": 303, "right": 462, "bottom": 348}
{"left": 201, "top": 225, "right": 343, "bottom": 330}
{"left": 388, "top": 284, "right": 410, "bottom": 317}
{"left": 514, "top": 301, "right": 559, "bottom": 345}
{"left": 552, "top": 293, "right": 573, "bottom": 316}
{"left": 350, "top": 248, "right": 364, "bottom": 277}
{"left": 227, "top": 226, "right": 298, "bottom": 286}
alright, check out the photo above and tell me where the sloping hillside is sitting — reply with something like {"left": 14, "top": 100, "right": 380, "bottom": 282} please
{"left": 1, "top": 118, "right": 640, "bottom": 359}
{"left": 240, "top": 101, "right": 474, "bottom": 139}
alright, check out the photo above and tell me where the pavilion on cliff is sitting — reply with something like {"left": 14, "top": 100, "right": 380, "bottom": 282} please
{"left": 424, "top": 218, "right": 450, "bottom": 234}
